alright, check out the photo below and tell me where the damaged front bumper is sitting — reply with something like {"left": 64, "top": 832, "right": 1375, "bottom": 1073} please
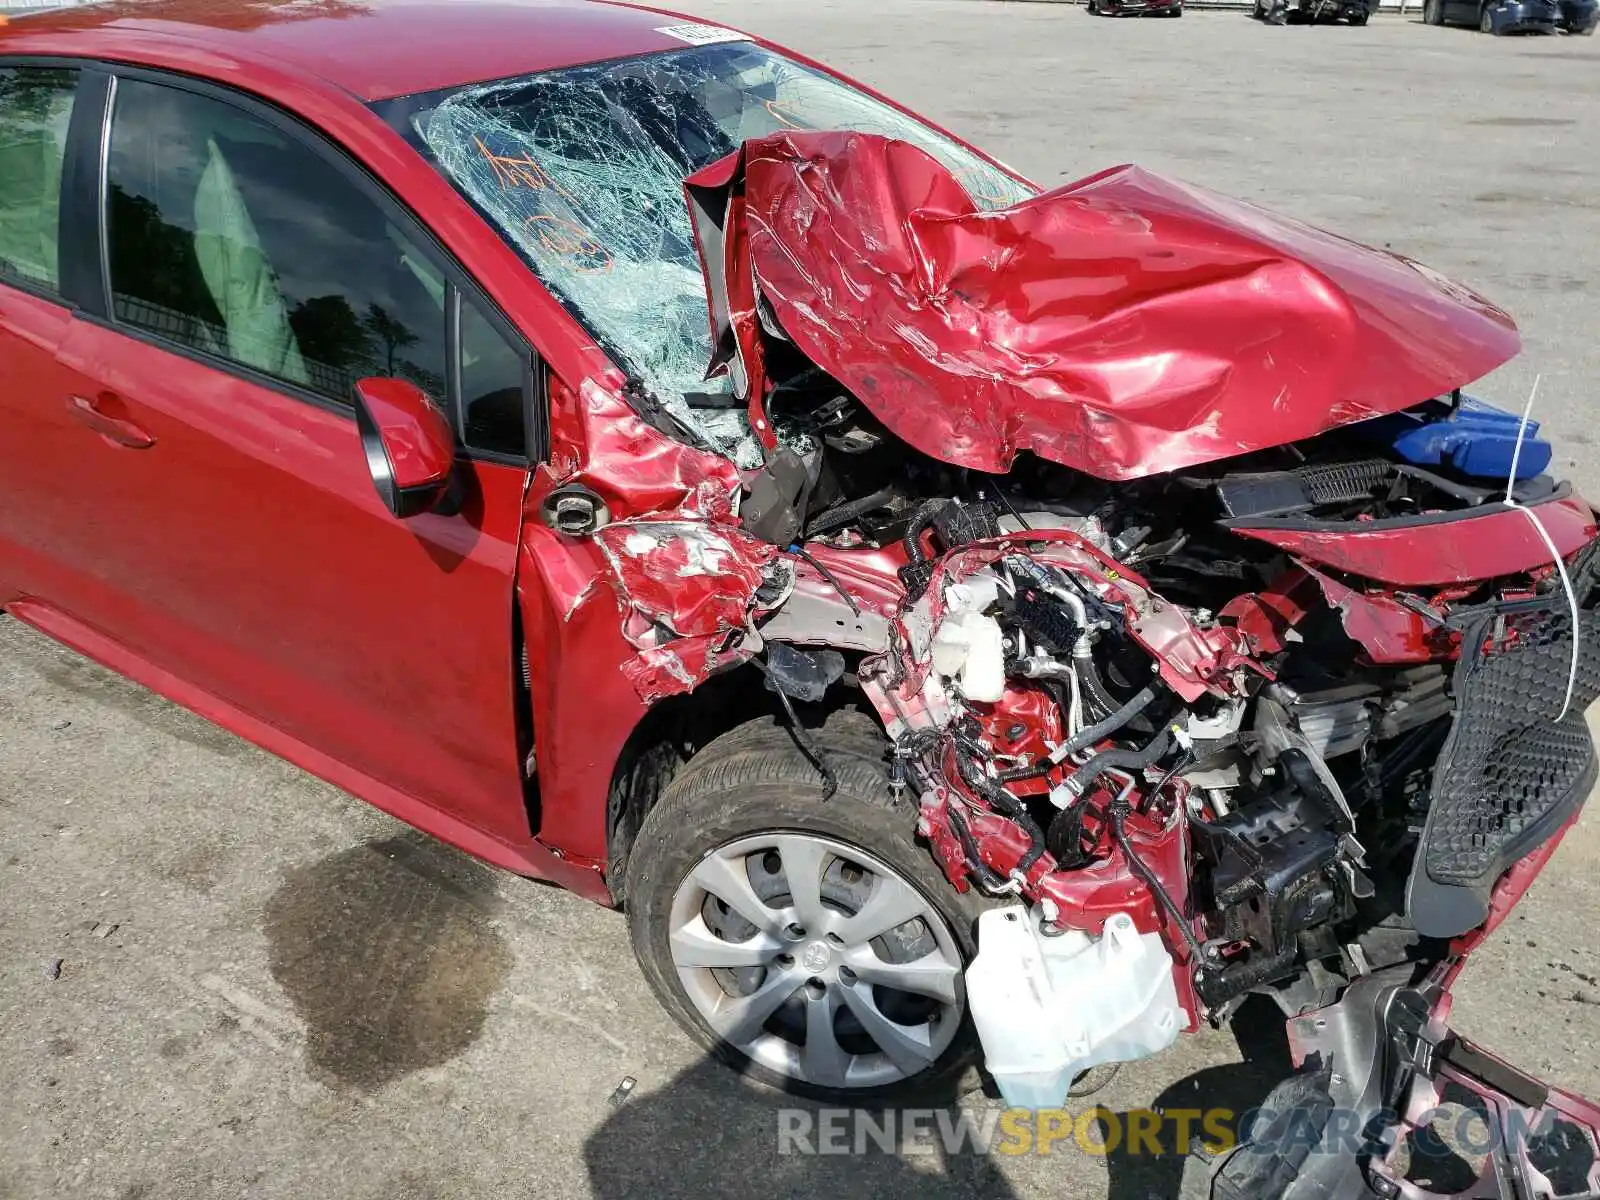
{"left": 1194, "top": 969, "right": 1600, "bottom": 1199}
{"left": 1408, "top": 598, "right": 1600, "bottom": 939}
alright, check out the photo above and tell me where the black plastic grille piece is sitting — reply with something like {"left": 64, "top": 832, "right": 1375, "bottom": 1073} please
{"left": 1412, "top": 604, "right": 1600, "bottom": 932}
{"left": 1216, "top": 459, "right": 1391, "bottom": 518}
{"left": 1300, "top": 459, "right": 1391, "bottom": 506}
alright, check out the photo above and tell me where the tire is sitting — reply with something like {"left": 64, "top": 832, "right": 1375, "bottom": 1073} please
{"left": 1424, "top": 0, "right": 1445, "bottom": 22}
{"left": 1170, "top": 5, "right": 1185, "bottom": 15}
{"left": 625, "top": 710, "right": 985, "bottom": 1103}
{"left": 1482, "top": 4, "right": 1502, "bottom": 30}
{"left": 1348, "top": 7, "right": 1369, "bottom": 22}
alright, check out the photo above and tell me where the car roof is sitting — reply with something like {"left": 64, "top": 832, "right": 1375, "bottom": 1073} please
{"left": 0, "top": 0, "right": 742, "bottom": 101}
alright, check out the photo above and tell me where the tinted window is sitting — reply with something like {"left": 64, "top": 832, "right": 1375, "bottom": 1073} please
{"left": 0, "top": 67, "right": 77, "bottom": 291}
{"left": 459, "top": 295, "right": 526, "bottom": 457}
{"left": 106, "top": 78, "right": 446, "bottom": 404}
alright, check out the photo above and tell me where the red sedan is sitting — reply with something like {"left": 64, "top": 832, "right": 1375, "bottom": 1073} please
{"left": 5, "top": 3, "right": 1600, "bottom": 1190}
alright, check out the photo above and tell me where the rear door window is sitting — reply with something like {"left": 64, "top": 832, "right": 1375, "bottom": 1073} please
{"left": 0, "top": 65, "right": 78, "bottom": 292}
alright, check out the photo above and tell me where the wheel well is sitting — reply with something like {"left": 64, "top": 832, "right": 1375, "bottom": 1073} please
{"left": 605, "top": 663, "right": 773, "bottom": 906}
{"left": 602, "top": 657, "right": 881, "bottom": 906}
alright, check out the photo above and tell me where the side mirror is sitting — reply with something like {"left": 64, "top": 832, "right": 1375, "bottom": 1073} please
{"left": 351, "top": 378, "right": 456, "bottom": 519}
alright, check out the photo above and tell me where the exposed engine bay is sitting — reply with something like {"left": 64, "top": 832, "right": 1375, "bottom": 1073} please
{"left": 664, "top": 289, "right": 1600, "bottom": 1116}
{"left": 728, "top": 370, "right": 1600, "bottom": 1108}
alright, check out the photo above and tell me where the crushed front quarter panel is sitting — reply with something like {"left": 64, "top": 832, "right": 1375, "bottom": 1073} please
{"left": 513, "top": 372, "right": 771, "bottom": 861}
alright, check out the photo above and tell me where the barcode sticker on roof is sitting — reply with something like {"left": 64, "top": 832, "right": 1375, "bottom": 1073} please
{"left": 655, "top": 23, "right": 749, "bottom": 46}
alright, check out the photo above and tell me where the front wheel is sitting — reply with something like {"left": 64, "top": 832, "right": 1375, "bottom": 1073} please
{"left": 1424, "top": 0, "right": 1446, "bottom": 23}
{"left": 1348, "top": 7, "right": 1370, "bottom": 22}
{"left": 625, "top": 712, "right": 982, "bottom": 1102}
{"left": 1481, "top": 4, "right": 1503, "bottom": 30}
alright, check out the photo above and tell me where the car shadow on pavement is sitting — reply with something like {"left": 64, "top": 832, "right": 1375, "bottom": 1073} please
{"left": 583, "top": 998, "right": 1295, "bottom": 1200}
{"left": 1100, "top": 996, "right": 1295, "bottom": 1200}
{"left": 583, "top": 1057, "right": 1021, "bottom": 1200}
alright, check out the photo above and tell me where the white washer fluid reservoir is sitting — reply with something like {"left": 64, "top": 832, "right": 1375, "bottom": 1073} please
{"left": 965, "top": 906, "right": 1184, "bottom": 1110}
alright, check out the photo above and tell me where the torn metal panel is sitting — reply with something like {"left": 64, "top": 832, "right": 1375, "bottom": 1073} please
{"left": 686, "top": 130, "right": 1522, "bottom": 480}
{"left": 512, "top": 371, "right": 763, "bottom": 855}
{"left": 513, "top": 520, "right": 652, "bottom": 865}
{"left": 1218, "top": 569, "right": 1318, "bottom": 656}
{"left": 593, "top": 520, "right": 777, "bottom": 642}
{"left": 619, "top": 639, "right": 727, "bottom": 706}
{"left": 592, "top": 519, "right": 792, "bottom": 702}
{"left": 547, "top": 376, "right": 743, "bottom": 522}
{"left": 1299, "top": 563, "right": 1457, "bottom": 663}
{"left": 1229, "top": 492, "right": 1599, "bottom": 586}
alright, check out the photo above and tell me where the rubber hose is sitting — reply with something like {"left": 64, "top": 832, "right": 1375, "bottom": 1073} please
{"left": 1066, "top": 728, "right": 1174, "bottom": 801}
{"left": 947, "top": 806, "right": 1009, "bottom": 893}
{"left": 1076, "top": 650, "right": 1127, "bottom": 722}
{"left": 954, "top": 750, "right": 1049, "bottom": 872}
{"left": 1058, "top": 684, "right": 1159, "bottom": 762}
{"left": 805, "top": 486, "right": 900, "bottom": 538}
{"left": 901, "top": 499, "right": 949, "bottom": 565}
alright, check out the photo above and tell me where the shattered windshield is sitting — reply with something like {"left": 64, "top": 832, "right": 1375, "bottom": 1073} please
{"left": 408, "top": 41, "right": 1035, "bottom": 466}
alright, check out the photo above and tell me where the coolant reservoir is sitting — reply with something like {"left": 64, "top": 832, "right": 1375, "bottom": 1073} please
{"left": 966, "top": 906, "right": 1184, "bottom": 1110}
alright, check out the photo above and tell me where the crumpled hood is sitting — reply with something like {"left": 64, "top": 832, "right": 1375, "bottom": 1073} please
{"left": 685, "top": 131, "right": 1521, "bottom": 480}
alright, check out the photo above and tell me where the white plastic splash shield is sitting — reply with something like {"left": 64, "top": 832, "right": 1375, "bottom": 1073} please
{"left": 966, "top": 906, "right": 1184, "bottom": 1110}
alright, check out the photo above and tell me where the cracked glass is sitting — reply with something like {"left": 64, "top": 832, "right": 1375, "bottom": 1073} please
{"left": 408, "top": 41, "right": 1034, "bottom": 465}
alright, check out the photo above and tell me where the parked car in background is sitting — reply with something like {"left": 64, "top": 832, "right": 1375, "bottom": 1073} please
{"left": 1562, "top": 0, "right": 1600, "bottom": 29}
{"left": 1087, "top": 0, "right": 1184, "bottom": 18}
{"left": 1254, "top": 0, "right": 1376, "bottom": 23}
{"left": 1420, "top": 0, "right": 1593, "bottom": 30}
{"left": 1424, "top": 0, "right": 1598, "bottom": 32}
{"left": 5, "top": 5, "right": 1600, "bottom": 1198}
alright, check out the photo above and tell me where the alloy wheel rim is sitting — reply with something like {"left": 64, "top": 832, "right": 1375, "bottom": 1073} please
{"left": 667, "top": 832, "right": 965, "bottom": 1090}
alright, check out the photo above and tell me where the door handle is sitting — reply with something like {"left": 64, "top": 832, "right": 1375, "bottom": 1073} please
{"left": 67, "top": 394, "right": 155, "bottom": 450}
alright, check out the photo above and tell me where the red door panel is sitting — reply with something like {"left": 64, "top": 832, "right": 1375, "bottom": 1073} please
{"left": 0, "top": 286, "right": 84, "bottom": 605}
{"left": 46, "top": 318, "right": 533, "bottom": 847}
